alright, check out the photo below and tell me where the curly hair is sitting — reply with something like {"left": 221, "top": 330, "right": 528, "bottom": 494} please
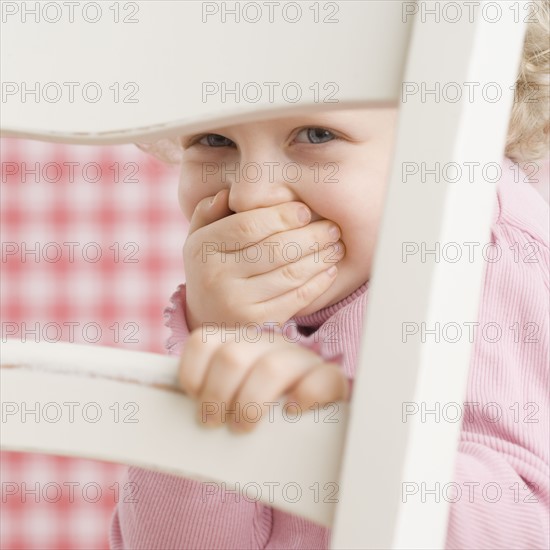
{"left": 505, "top": 0, "right": 549, "bottom": 162}
{"left": 135, "top": 137, "right": 183, "bottom": 165}
{"left": 137, "top": 1, "right": 549, "bottom": 165}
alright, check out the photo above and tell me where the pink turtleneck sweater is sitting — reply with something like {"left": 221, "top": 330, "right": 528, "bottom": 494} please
{"left": 110, "top": 159, "right": 549, "bottom": 549}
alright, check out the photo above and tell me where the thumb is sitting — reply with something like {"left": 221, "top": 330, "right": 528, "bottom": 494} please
{"left": 187, "top": 189, "right": 232, "bottom": 235}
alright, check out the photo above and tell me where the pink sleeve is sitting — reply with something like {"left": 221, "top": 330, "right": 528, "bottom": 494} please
{"left": 445, "top": 187, "right": 549, "bottom": 549}
{"left": 163, "top": 283, "right": 190, "bottom": 356}
{"left": 109, "top": 283, "right": 273, "bottom": 550}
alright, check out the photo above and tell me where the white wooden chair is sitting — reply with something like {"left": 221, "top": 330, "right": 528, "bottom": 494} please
{"left": 0, "top": 2, "right": 527, "bottom": 548}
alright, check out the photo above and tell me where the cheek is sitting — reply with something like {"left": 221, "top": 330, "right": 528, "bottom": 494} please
{"left": 322, "top": 176, "right": 387, "bottom": 275}
{"left": 178, "top": 165, "right": 223, "bottom": 220}
{"left": 178, "top": 184, "right": 194, "bottom": 220}
{"left": 341, "top": 209, "right": 379, "bottom": 271}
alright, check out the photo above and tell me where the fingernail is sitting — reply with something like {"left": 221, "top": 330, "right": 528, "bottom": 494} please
{"left": 332, "top": 241, "right": 344, "bottom": 257}
{"left": 209, "top": 191, "right": 219, "bottom": 205}
{"left": 328, "top": 225, "right": 340, "bottom": 241}
{"left": 326, "top": 265, "right": 338, "bottom": 277}
{"left": 297, "top": 206, "right": 311, "bottom": 224}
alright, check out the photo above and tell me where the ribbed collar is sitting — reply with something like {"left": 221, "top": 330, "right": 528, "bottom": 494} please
{"left": 292, "top": 280, "right": 369, "bottom": 330}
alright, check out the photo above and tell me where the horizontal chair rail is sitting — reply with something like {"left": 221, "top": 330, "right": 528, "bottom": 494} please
{"left": 1, "top": 339, "right": 348, "bottom": 527}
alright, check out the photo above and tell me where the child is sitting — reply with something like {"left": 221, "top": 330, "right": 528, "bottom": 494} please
{"left": 110, "top": 4, "right": 549, "bottom": 548}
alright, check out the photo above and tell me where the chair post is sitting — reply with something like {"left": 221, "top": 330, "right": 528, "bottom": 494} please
{"left": 330, "top": 3, "right": 527, "bottom": 548}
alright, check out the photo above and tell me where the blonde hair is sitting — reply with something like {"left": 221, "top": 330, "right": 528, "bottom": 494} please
{"left": 505, "top": 0, "right": 549, "bottom": 163}
{"left": 136, "top": 137, "right": 183, "bottom": 165}
{"left": 138, "top": 2, "right": 549, "bottom": 165}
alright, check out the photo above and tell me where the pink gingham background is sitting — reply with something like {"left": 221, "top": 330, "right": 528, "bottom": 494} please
{"left": 1, "top": 137, "right": 549, "bottom": 550}
{"left": 1, "top": 137, "right": 185, "bottom": 549}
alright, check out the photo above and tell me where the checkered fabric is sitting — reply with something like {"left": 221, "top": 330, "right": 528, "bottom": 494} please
{"left": 1, "top": 137, "right": 185, "bottom": 549}
{"left": 2, "top": 137, "right": 549, "bottom": 550}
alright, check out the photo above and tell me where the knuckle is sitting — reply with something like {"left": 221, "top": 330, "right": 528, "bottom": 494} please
{"left": 235, "top": 216, "right": 259, "bottom": 240}
{"left": 214, "top": 343, "right": 245, "bottom": 374}
{"left": 281, "top": 261, "right": 303, "bottom": 283}
{"left": 253, "top": 302, "right": 278, "bottom": 328}
{"left": 294, "top": 283, "right": 313, "bottom": 304}
{"left": 269, "top": 243, "right": 286, "bottom": 264}
{"left": 201, "top": 269, "right": 220, "bottom": 291}
{"left": 256, "top": 302, "right": 285, "bottom": 327}
{"left": 256, "top": 354, "right": 283, "bottom": 380}
{"left": 186, "top": 329, "right": 206, "bottom": 352}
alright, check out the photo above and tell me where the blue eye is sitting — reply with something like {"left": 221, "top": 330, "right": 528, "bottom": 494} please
{"left": 294, "top": 127, "right": 336, "bottom": 144}
{"left": 198, "top": 134, "right": 235, "bottom": 147}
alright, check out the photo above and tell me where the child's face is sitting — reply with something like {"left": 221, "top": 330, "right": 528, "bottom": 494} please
{"left": 178, "top": 107, "right": 398, "bottom": 315}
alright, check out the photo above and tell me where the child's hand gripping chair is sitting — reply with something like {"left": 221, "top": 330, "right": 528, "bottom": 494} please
{"left": 0, "top": 2, "right": 527, "bottom": 548}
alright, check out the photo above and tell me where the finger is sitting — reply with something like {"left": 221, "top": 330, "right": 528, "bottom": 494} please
{"left": 177, "top": 329, "right": 221, "bottom": 398}
{"left": 232, "top": 220, "right": 342, "bottom": 277}
{"left": 228, "top": 345, "right": 324, "bottom": 432}
{"left": 258, "top": 263, "right": 339, "bottom": 321}
{"left": 192, "top": 201, "right": 312, "bottom": 251}
{"left": 285, "top": 361, "right": 349, "bottom": 411}
{"left": 196, "top": 338, "right": 287, "bottom": 428}
{"left": 243, "top": 240, "right": 345, "bottom": 301}
{"left": 187, "top": 188, "right": 233, "bottom": 235}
